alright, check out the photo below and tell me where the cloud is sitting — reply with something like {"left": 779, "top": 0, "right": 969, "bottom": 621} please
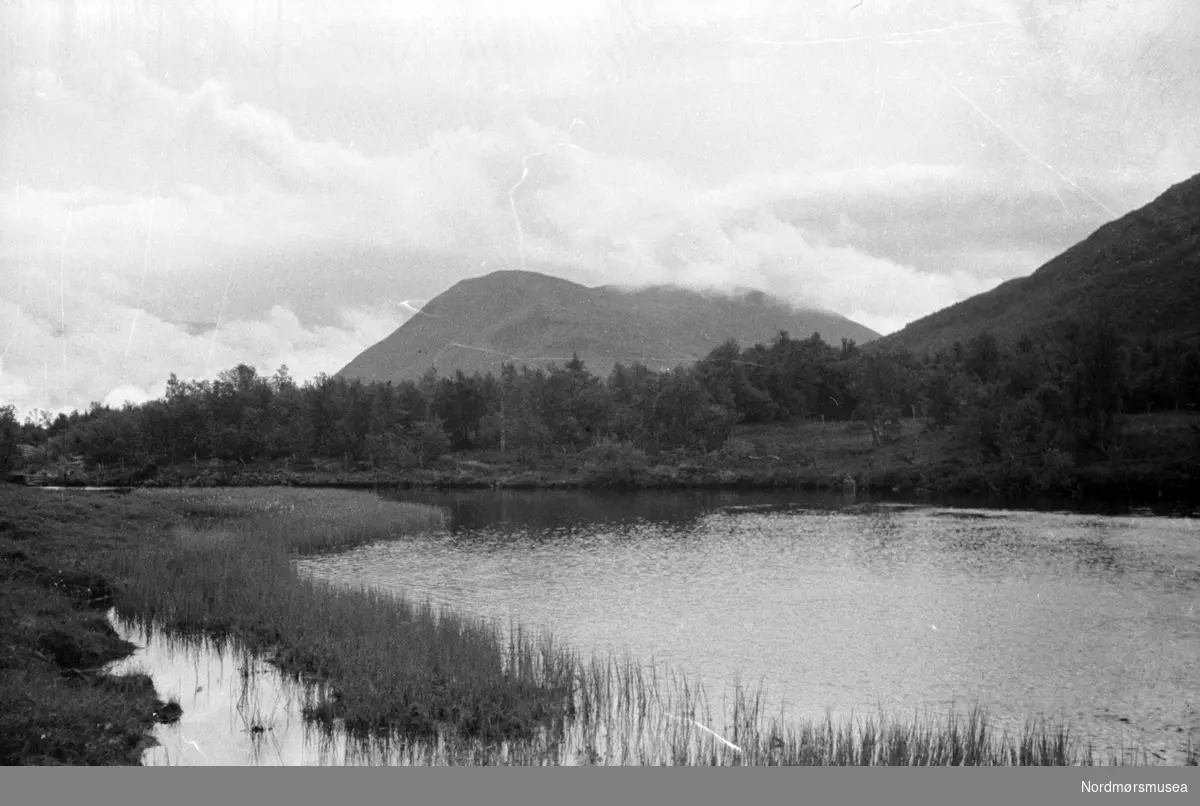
{"left": 102, "top": 384, "right": 160, "bottom": 410}
{"left": 703, "top": 164, "right": 971, "bottom": 212}
{"left": 507, "top": 147, "right": 1005, "bottom": 329}
{"left": 0, "top": 58, "right": 1102, "bottom": 417}
{"left": 4, "top": 0, "right": 1198, "bottom": 415}
{"left": 4, "top": 75, "right": 996, "bottom": 414}
{"left": 0, "top": 257, "right": 410, "bottom": 420}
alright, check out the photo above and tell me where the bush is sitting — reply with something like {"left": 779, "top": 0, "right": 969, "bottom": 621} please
{"left": 1034, "top": 448, "right": 1076, "bottom": 492}
{"left": 580, "top": 437, "right": 648, "bottom": 487}
{"left": 720, "top": 438, "right": 755, "bottom": 459}
{"left": 408, "top": 419, "right": 451, "bottom": 466}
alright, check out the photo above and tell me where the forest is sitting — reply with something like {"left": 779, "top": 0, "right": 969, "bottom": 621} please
{"left": 2, "top": 320, "right": 1199, "bottom": 487}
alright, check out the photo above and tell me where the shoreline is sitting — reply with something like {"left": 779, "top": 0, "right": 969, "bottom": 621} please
{"left": 2, "top": 485, "right": 1196, "bottom": 765}
{"left": 13, "top": 458, "right": 1197, "bottom": 514}
{"left": 10, "top": 413, "right": 1197, "bottom": 513}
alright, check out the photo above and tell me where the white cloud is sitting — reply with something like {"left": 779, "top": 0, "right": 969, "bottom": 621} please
{"left": 102, "top": 383, "right": 161, "bottom": 410}
{"left": 702, "top": 164, "right": 970, "bottom": 214}
{"left": 0, "top": 257, "right": 411, "bottom": 417}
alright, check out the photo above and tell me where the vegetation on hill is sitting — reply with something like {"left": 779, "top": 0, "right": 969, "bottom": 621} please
{"left": 879, "top": 172, "right": 1200, "bottom": 354}
{"left": 4, "top": 318, "right": 1198, "bottom": 503}
{"left": 336, "top": 269, "right": 879, "bottom": 384}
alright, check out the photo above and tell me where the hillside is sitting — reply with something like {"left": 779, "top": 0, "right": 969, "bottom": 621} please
{"left": 337, "top": 270, "right": 879, "bottom": 383}
{"left": 877, "top": 172, "right": 1200, "bottom": 354}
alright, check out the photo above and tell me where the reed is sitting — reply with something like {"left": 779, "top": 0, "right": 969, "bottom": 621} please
{"left": 299, "top": 651, "right": 1144, "bottom": 766}
{"left": 122, "top": 614, "right": 1181, "bottom": 767}
{"left": 109, "top": 488, "right": 576, "bottom": 744}
{"left": 551, "top": 655, "right": 1125, "bottom": 766}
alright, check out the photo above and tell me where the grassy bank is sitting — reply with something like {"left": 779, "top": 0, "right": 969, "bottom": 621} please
{"left": 1, "top": 487, "right": 182, "bottom": 764}
{"left": 2, "top": 484, "right": 1194, "bottom": 765}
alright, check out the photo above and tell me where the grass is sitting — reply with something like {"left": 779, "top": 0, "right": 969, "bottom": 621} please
{"left": 537, "top": 656, "right": 1119, "bottom": 766}
{"left": 1, "top": 484, "right": 1193, "bottom": 765}
{"left": 108, "top": 488, "right": 576, "bottom": 743}
{"left": 0, "top": 488, "right": 181, "bottom": 764}
{"left": 129, "top": 640, "right": 1164, "bottom": 767}
{"left": 0, "top": 667, "right": 161, "bottom": 765}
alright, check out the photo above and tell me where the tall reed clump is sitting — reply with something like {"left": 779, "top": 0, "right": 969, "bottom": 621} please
{"left": 108, "top": 488, "right": 577, "bottom": 744}
{"left": 554, "top": 655, "right": 1147, "bottom": 766}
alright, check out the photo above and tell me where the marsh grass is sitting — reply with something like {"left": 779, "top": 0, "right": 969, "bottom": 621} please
{"left": 542, "top": 655, "right": 1133, "bottom": 766}
{"left": 111, "top": 488, "right": 575, "bottom": 744}
{"left": 128, "top": 623, "right": 1169, "bottom": 766}
{"left": 312, "top": 652, "right": 1164, "bottom": 765}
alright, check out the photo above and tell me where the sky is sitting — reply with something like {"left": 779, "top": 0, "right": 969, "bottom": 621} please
{"left": 1, "top": 0, "right": 1198, "bottom": 419}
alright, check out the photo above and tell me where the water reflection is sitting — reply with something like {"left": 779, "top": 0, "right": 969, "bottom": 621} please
{"left": 104, "top": 615, "right": 319, "bottom": 766}
{"left": 390, "top": 488, "right": 866, "bottom": 536}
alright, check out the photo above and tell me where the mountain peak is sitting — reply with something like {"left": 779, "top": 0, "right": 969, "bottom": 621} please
{"left": 337, "top": 271, "right": 879, "bottom": 382}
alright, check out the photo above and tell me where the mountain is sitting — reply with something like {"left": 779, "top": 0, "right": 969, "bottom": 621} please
{"left": 877, "top": 172, "right": 1200, "bottom": 355}
{"left": 337, "top": 270, "right": 880, "bottom": 383}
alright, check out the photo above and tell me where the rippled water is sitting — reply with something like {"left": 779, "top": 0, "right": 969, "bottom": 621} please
{"left": 294, "top": 489, "right": 1200, "bottom": 763}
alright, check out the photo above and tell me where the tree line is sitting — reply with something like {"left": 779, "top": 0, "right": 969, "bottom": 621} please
{"left": 2, "top": 322, "right": 1198, "bottom": 475}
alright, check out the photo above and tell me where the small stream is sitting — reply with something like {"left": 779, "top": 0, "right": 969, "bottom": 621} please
{"left": 105, "top": 613, "right": 345, "bottom": 766}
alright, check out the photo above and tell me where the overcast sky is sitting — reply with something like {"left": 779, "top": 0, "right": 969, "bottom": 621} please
{"left": 2, "top": 0, "right": 1198, "bottom": 418}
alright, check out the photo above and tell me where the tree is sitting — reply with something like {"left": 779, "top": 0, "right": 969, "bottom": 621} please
{"left": 305, "top": 374, "right": 341, "bottom": 457}
{"left": 695, "top": 339, "right": 773, "bottom": 423}
{"left": 432, "top": 371, "right": 488, "bottom": 450}
{"left": 0, "top": 405, "right": 20, "bottom": 472}
{"left": 1059, "top": 319, "right": 1125, "bottom": 456}
{"left": 409, "top": 418, "right": 450, "bottom": 466}
{"left": 606, "top": 361, "right": 657, "bottom": 445}
{"left": 850, "top": 351, "right": 917, "bottom": 445}
{"left": 647, "top": 366, "right": 729, "bottom": 452}
{"left": 923, "top": 364, "right": 961, "bottom": 429}
{"left": 964, "top": 333, "right": 1001, "bottom": 383}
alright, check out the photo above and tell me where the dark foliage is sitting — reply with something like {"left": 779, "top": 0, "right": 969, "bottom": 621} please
{"left": 6, "top": 321, "right": 1197, "bottom": 481}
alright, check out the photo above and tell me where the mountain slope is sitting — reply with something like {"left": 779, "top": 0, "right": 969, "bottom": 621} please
{"left": 878, "top": 172, "right": 1200, "bottom": 354}
{"left": 337, "top": 270, "right": 879, "bottom": 383}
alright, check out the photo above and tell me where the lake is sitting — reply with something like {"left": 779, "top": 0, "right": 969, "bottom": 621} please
{"left": 112, "top": 489, "right": 1200, "bottom": 764}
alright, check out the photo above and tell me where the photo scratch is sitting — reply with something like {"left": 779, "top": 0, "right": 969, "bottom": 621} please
{"left": 57, "top": 206, "right": 73, "bottom": 404}
{"left": 931, "top": 65, "right": 1117, "bottom": 218}
{"left": 731, "top": 10, "right": 1072, "bottom": 49}
{"left": 125, "top": 152, "right": 165, "bottom": 359}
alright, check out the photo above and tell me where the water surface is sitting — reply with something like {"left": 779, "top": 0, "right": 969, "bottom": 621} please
{"left": 295, "top": 489, "right": 1199, "bottom": 763}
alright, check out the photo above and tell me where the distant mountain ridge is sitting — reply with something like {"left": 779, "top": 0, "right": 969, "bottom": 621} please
{"left": 336, "top": 270, "right": 879, "bottom": 383}
{"left": 877, "top": 172, "right": 1200, "bottom": 354}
